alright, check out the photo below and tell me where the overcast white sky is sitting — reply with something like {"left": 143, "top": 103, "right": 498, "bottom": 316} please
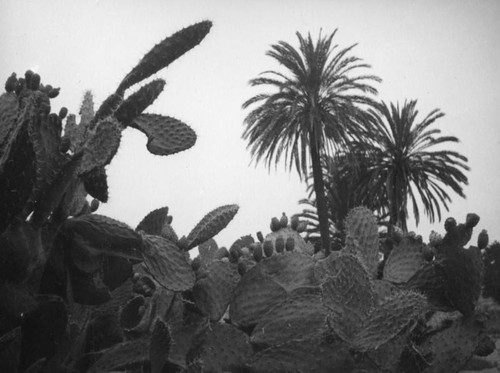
{"left": 2, "top": 0, "right": 499, "bottom": 249}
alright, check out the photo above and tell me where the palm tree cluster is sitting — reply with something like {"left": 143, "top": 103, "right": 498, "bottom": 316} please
{"left": 242, "top": 29, "right": 469, "bottom": 255}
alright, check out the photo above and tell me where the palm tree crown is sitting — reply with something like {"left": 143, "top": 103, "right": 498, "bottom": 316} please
{"left": 242, "top": 29, "right": 380, "bottom": 255}
{"left": 354, "top": 100, "right": 469, "bottom": 232}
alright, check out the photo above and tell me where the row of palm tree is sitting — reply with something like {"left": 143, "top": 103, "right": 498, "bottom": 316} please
{"left": 242, "top": 29, "right": 469, "bottom": 255}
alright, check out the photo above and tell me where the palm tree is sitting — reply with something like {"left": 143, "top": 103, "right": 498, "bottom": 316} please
{"left": 242, "top": 30, "right": 381, "bottom": 255}
{"left": 353, "top": 100, "right": 469, "bottom": 233}
{"left": 298, "top": 153, "right": 389, "bottom": 246}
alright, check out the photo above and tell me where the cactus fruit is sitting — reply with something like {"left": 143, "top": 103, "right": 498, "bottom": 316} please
{"left": 270, "top": 217, "right": 280, "bottom": 232}
{"left": 150, "top": 319, "right": 171, "bottom": 373}
{"left": 191, "top": 257, "right": 201, "bottom": 271}
{"left": 252, "top": 243, "right": 263, "bottom": 262}
{"left": 275, "top": 236, "right": 285, "bottom": 253}
{"left": 477, "top": 229, "right": 489, "bottom": 250}
{"left": 285, "top": 237, "right": 295, "bottom": 251}
{"left": 256, "top": 231, "right": 264, "bottom": 243}
{"left": 263, "top": 240, "right": 274, "bottom": 257}
{"left": 279, "top": 212, "right": 288, "bottom": 228}
{"left": 290, "top": 215, "right": 299, "bottom": 230}
{"left": 238, "top": 261, "right": 247, "bottom": 275}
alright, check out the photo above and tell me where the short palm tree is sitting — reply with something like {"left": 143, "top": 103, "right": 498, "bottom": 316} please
{"left": 298, "top": 153, "right": 389, "bottom": 245}
{"left": 242, "top": 30, "right": 381, "bottom": 255}
{"left": 353, "top": 100, "right": 470, "bottom": 233}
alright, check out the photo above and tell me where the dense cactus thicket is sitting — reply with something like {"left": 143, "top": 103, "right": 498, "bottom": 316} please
{"left": 1, "top": 20, "right": 499, "bottom": 373}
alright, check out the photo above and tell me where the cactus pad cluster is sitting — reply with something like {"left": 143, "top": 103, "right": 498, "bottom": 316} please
{"left": 1, "top": 19, "right": 500, "bottom": 373}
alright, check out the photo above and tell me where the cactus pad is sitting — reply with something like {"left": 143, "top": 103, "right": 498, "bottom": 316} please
{"left": 258, "top": 251, "right": 318, "bottom": 292}
{"left": 132, "top": 114, "right": 196, "bottom": 156}
{"left": 186, "top": 323, "right": 252, "bottom": 373}
{"left": 88, "top": 336, "right": 149, "bottom": 373}
{"left": 78, "top": 116, "right": 121, "bottom": 175}
{"left": 63, "top": 214, "right": 142, "bottom": 256}
{"left": 344, "top": 206, "right": 380, "bottom": 277}
{"left": 383, "top": 236, "right": 426, "bottom": 283}
{"left": 229, "top": 263, "right": 287, "bottom": 329}
{"left": 251, "top": 291, "right": 328, "bottom": 347}
{"left": 193, "top": 260, "right": 239, "bottom": 321}
{"left": 417, "top": 315, "right": 485, "bottom": 373}
{"left": 150, "top": 319, "right": 171, "bottom": 373}
{"left": 141, "top": 234, "right": 195, "bottom": 291}
{"left": 245, "top": 338, "right": 353, "bottom": 373}
{"left": 352, "top": 290, "right": 428, "bottom": 351}
{"left": 185, "top": 204, "right": 239, "bottom": 250}
{"left": 136, "top": 206, "right": 171, "bottom": 236}
{"left": 117, "top": 20, "right": 213, "bottom": 92}
{"left": 114, "top": 79, "right": 166, "bottom": 126}
{"left": 320, "top": 253, "right": 375, "bottom": 342}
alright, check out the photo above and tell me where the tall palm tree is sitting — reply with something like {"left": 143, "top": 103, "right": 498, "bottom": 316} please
{"left": 242, "top": 30, "right": 381, "bottom": 255}
{"left": 353, "top": 100, "right": 469, "bottom": 233}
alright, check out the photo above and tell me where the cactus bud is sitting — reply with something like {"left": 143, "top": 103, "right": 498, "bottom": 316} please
{"left": 48, "top": 87, "right": 60, "bottom": 98}
{"left": 59, "top": 107, "right": 68, "bottom": 119}
{"left": 191, "top": 257, "right": 201, "bottom": 271}
{"left": 291, "top": 216, "right": 299, "bottom": 230}
{"left": 477, "top": 229, "right": 489, "bottom": 250}
{"left": 5, "top": 72, "right": 17, "bottom": 92}
{"left": 24, "top": 70, "right": 34, "bottom": 88}
{"left": 444, "top": 217, "right": 456, "bottom": 232}
{"left": 275, "top": 237, "right": 285, "bottom": 253}
{"left": 256, "top": 231, "right": 264, "bottom": 243}
{"left": 280, "top": 213, "right": 288, "bottom": 228}
{"left": 270, "top": 217, "right": 281, "bottom": 232}
{"left": 296, "top": 221, "right": 307, "bottom": 233}
{"left": 90, "top": 198, "right": 100, "bottom": 212}
{"left": 465, "top": 213, "right": 480, "bottom": 228}
{"left": 177, "top": 236, "right": 189, "bottom": 251}
{"left": 229, "top": 245, "right": 241, "bottom": 262}
{"left": 59, "top": 137, "right": 71, "bottom": 153}
{"left": 253, "top": 243, "right": 263, "bottom": 262}
{"left": 263, "top": 240, "right": 274, "bottom": 257}
{"left": 285, "top": 237, "right": 295, "bottom": 251}
{"left": 237, "top": 261, "right": 247, "bottom": 275}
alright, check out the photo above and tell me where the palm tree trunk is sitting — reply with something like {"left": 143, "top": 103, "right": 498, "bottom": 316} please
{"left": 309, "top": 129, "right": 331, "bottom": 256}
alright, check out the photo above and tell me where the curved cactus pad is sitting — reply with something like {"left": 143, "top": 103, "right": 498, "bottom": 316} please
{"left": 141, "top": 234, "right": 195, "bottom": 291}
{"left": 229, "top": 264, "right": 287, "bottom": 329}
{"left": 117, "top": 20, "right": 213, "bottom": 93}
{"left": 186, "top": 204, "right": 239, "bottom": 250}
{"left": 63, "top": 214, "right": 142, "bottom": 256}
{"left": 136, "top": 206, "right": 171, "bottom": 236}
{"left": 320, "top": 254, "right": 375, "bottom": 342}
{"left": 251, "top": 292, "right": 328, "bottom": 347}
{"left": 245, "top": 338, "right": 353, "bottom": 373}
{"left": 384, "top": 236, "right": 426, "bottom": 283}
{"left": 187, "top": 323, "right": 252, "bottom": 373}
{"left": 344, "top": 206, "right": 380, "bottom": 277}
{"left": 352, "top": 290, "right": 428, "bottom": 351}
{"left": 193, "top": 260, "right": 239, "bottom": 321}
{"left": 78, "top": 116, "right": 121, "bottom": 175}
{"left": 115, "top": 79, "right": 165, "bottom": 126}
{"left": 131, "top": 114, "right": 196, "bottom": 156}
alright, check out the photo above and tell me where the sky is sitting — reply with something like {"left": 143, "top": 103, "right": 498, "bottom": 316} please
{"left": 1, "top": 0, "right": 499, "bottom": 250}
